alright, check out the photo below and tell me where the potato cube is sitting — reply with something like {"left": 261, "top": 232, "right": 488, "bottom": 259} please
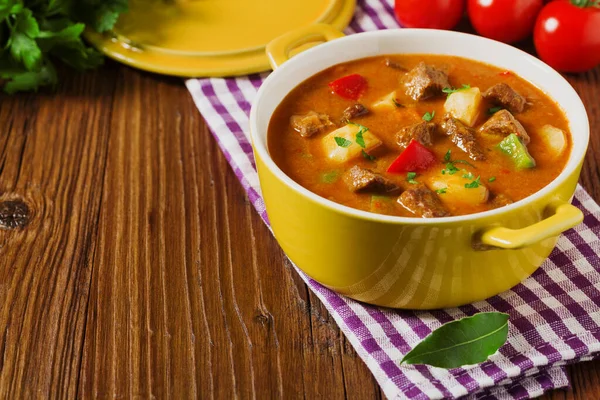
{"left": 371, "top": 91, "right": 399, "bottom": 112}
{"left": 322, "top": 124, "right": 382, "bottom": 163}
{"left": 539, "top": 125, "right": 567, "bottom": 158}
{"left": 428, "top": 173, "right": 489, "bottom": 206}
{"left": 443, "top": 87, "right": 483, "bottom": 127}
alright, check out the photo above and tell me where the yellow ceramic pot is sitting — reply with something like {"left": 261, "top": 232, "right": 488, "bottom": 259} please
{"left": 249, "top": 26, "right": 590, "bottom": 309}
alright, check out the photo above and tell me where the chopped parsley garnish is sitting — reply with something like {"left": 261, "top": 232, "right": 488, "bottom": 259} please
{"left": 488, "top": 106, "right": 503, "bottom": 115}
{"left": 442, "top": 163, "right": 460, "bottom": 175}
{"left": 462, "top": 172, "right": 475, "bottom": 180}
{"left": 348, "top": 122, "right": 369, "bottom": 148}
{"left": 422, "top": 111, "right": 436, "bottom": 122}
{"left": 321, "top": 171, "right": 340, "bottom": 184}
{"left": 362, "top": 150, "right": 376, "bottom": 161}
{"left": 435, "top": 188, "right": 447, "bottom": 194}
{"left": 442, "top": 84, "right": 471, "bottom": 95}
{"left": 488, "top": 176, "right": 496, "bottom": 182}
{"left": 407, "top": 172, "right": 418, "bottom": 184}
{"left": 443, "top": 150, "right": 452, "bottom": 163}
{"left": 464, "top": 176, "right": 481, "bottom": 189}
{"left": 356, "top": 131, "right": 365, "bottom": 148}
{"left": 334, "top": 137, "right": 352, "bottom": 148}
{"left": 443, "top": 149, "right": 476, "bottom": 168}
{"left": 392, "top": 99, "right": 405, "bottom": 108}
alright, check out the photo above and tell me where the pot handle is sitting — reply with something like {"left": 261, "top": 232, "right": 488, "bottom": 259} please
{"left": 266, "top": 23, "right": 345, "bottom": 70}
{"left": 477, "top": 202, "right": 583, "bottom": 249}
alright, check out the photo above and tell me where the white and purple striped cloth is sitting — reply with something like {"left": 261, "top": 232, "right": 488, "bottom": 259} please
{"left": 186, "top": 1, "right": 600, "bottom": 398}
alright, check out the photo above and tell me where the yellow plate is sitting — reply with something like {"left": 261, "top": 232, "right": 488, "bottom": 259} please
{"left": 84, "top": 0, "right": 356, "bottom": 77}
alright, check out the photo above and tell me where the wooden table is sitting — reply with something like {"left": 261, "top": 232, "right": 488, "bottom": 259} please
{"left": 0, "top": 60, "right": 598, "bottom": 399}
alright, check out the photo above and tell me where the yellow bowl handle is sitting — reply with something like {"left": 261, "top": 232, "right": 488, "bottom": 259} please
{"left": 266, "top": 23, "right": 345, "bottom": 70}
{"left": 478, "top": 202, "right": 583, "bottom": 249}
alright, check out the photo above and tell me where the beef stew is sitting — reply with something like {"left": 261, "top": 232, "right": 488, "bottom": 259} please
{"left": 267, "top": 55, "right": 571, "bottom": 218}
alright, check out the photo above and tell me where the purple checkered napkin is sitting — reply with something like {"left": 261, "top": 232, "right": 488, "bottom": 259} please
{"left": 186, "top": 1, "right": 600, "bottom": 398}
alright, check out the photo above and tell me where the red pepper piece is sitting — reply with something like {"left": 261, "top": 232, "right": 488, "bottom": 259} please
{"left": 328, "top": 74, "right": 368, "bottom": 100}
{"left": 387, "top": 140, "right": 437, "bottom": 174}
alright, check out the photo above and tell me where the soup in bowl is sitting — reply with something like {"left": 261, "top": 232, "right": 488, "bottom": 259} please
{"left": 268, "top": 54, "right": 572, "bottom": 218}
{"left": 250, "top": 26, "right": 589, "bottom": 309}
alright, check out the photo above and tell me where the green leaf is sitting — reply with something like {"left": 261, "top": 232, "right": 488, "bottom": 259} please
{"left": 570, "top": 0, "right": 600, "bottom": 8}
{"left": 442, "top": 84, "right": 471, "bottom": 95}
{"left": 443, "top": 149, "right": 476, "bottom": 170}
{"left": 435, "top": 187, "right": 447, "bottom": 194}
{"left": 462, "top": 172, "right": 474, "bottom": 180}
{"left": 362, "top": 150, "right": 376, "bottom": 161}
{"left": 464, "top": 176, "right": 481, "bottom": 189}
{"left": 443, "top": 149, "right": 452, "bottom": 163}
{"left": 355, "top": 130, "right": 365, "bottom": 148}
{"left": 441, "top": 163, "right": 459, "bottom": 175}
{"left": 488, "top": 106, "right": 503, "bottom": 115}
{"left": 407, "top": 172, "right": 418, "bottom": 184}
{"left": 10, "top": 33, "right": 42, "bottom": 70}
{"left": 422, "top": 111, "right": 435, "bottom": 122}
{"left": 0, "top": 1, "right": 21, "bottom": 20}
{"left": 71, "top": 0, "right": 129, "bottom": 33}
{"left": 488, "top": 176, "right": 496, "bottom": 182}
{"left": 401, "top": 312, "right": 509, "bottom": 369}
{"left": 2, "top": 62, "right": 58, "bottom": 94}
{"left": 14, "top": 9, "right": 40, "bottom": 38}
{"left": 46, "top": 0, "right": 72, "bottom": 16}
{"left": 0, "top": 0, "right": 127, "bottom": 93}
{"left": 321, "top": 171, "right": 339, "bottom": 184}
{"left": 334, "top": 137, "right": 352, "bottom": 148}
{"left": 38, "top": 22, "right": 86, "bottom": 41}
{"left": 348, "top": 121, "right": 369, "bottom": 148}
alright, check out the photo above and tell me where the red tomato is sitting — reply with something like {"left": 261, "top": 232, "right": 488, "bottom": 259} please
{"left": 387, "top": 140, "right": 437, "bottom": 174}
{"left": 394, "top": 0, "right": 466, "bottom": 30}
{"left": 534, "top": 0, "right": 600, "bottom": 73}
{"left": 467, "top": 0, "right": 544, "bottom": 43}
{"left": 328, "top": 74, "right": 367, "bottom": 100}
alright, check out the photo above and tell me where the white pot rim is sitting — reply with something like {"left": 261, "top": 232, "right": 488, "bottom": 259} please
{"left": 249, "top": 29, "right": 590, "bottom": 225}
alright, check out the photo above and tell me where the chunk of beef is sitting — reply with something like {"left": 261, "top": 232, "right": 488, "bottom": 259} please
{"left": 442, "top": 116, "right": 486, "bottom": 161}
{"left": 489, "top": 193, "right": 514, "bottom": 209}
{"left": 290, "top": 111, "right": 334, "bottom": 137}
{"left": 403, "top": 62, "right": 451, "bottom": 101}
{"left": 484, "top": 83, "right": 526, "bottom": 113}
{"left": 343, "top": 166, "right": 400, "bottom": 194}
{"left": 479, "top": 109, "right": 530, "bottom": 144}
{"left": 398, "top": 185, "right": 450, "bottom": 218}
{"left": 396, "top": 121, "right": 435, "bottom": 148}
{"left": 385, "top": 58, "right": 407, "bottom": 71}
{"left": 341, "top": 104, "right": 369, "bottom": 123}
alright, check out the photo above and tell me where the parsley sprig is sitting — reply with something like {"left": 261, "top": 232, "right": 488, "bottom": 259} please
{"left": 0, "top": 0, "right": 129, "bottom": 94}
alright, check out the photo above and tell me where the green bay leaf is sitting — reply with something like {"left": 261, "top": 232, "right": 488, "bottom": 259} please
{"left": 401, "top": 312, "right": 509, "bottom": 369}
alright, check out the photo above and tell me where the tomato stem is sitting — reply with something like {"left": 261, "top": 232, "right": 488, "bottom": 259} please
{"left": 570, "top": 0, "right": 600, "bottom": 7}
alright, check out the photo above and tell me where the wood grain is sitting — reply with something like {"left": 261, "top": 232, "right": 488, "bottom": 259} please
{"left": 0, "top": 60, "right": 597, "bottom": 399}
